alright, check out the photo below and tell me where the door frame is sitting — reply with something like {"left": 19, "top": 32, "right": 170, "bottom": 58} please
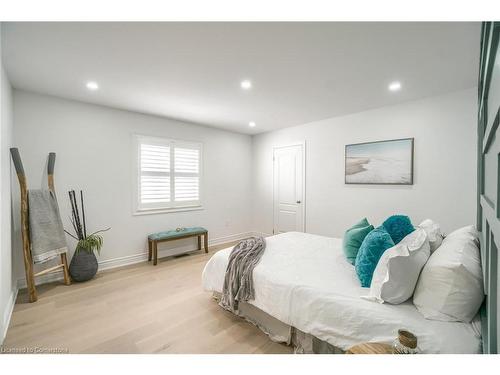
{"left": 272, "top": 141, "right": 306, "bottom": 234}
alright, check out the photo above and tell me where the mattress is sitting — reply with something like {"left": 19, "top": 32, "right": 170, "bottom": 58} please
{"left": 202, "top": 231, "right": 482, "bottom": 354}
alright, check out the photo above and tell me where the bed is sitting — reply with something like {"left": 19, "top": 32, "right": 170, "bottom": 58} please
{"left": 202, "top": 231, "right": 482, "bottom": 354}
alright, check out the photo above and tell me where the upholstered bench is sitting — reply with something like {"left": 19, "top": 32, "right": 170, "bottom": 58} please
{"left": 148, "top": 227, "right": 208, "bottom": 265}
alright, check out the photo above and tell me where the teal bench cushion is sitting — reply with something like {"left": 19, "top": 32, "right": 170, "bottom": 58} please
{"left": 148, "top": 226, "right": 207, "bottom": 241}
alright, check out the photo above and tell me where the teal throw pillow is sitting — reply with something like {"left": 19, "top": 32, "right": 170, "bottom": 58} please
{"left": 355, "top": 226, "right": 395, "bottom": 287}
{"left": 343, "top": 219, "right": 374, "bottom": 265}
{"left": 382, "top": 215, "right": 415, "bottom": 244}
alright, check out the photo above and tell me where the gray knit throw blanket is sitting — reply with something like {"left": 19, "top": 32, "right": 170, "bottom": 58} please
{"left": 28, "top": 189, "right": 68, "bottom": 264}
{"left": 219, "top": 236, "right": 266, "bottom": 313}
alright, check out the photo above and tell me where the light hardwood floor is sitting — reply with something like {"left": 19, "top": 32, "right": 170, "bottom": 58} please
{"left": 3, "top": 243, "right": 293, "bottom": 354}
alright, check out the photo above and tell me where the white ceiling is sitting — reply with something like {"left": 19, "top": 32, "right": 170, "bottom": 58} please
{"left": 2, "top": 22, "right": 480, "bottom": 134}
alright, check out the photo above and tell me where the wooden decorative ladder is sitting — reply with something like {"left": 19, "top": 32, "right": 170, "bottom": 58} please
{"left": 10, "top": 148, "right": 71, "bottom": 303}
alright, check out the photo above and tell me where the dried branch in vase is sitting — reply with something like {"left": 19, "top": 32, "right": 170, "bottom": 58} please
{"left": 64, "top": 190, "right": 110, "bottom": 255}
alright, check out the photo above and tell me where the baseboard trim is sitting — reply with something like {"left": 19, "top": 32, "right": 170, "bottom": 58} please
{"left": 17, "top": 231, "right": 262, "bottom": 289}
{"left": 255, "top": 232, "right": 273, "bottom": 238}
{"left": 1, "top": 287, "right": 18, "bottom": 345}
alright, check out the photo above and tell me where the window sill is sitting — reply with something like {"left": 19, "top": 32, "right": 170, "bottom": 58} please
{"left": 133, "top": 205, "right": 204, "bottom": 216}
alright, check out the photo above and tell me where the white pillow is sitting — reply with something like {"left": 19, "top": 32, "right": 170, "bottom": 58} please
{"left": 364, "top": 227, "right": 430, "bottom": 304}
{"left": 418, "top": 219, "right": 443, "bottom": 252}
{"left": 413, "top": 225, "right": 484, "bottom": 322}
{"left": 444, "top": 224, "right": 478, "bottom": 243}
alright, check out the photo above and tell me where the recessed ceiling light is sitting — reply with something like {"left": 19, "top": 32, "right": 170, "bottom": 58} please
{"left": 249, "top": 121, "right": 256, "bottom": 128}
{"left": 240, "top": 80, "right": 252, "bottom": 90}
{"left": 388, "top": 81, "right": 402, "bottom": 92}
{"left": 86, "top": 81, "right": 99, "bottom": 91}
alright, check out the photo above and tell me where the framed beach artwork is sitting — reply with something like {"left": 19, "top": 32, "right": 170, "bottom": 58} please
{"left": 345, "top": 138, "right": 414, "bottom": 185}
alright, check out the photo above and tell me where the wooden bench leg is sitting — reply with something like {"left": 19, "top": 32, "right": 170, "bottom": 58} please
{"left": 148, "top": 239, "right": 153, "bottom": 262}
{"left": 153, "top": 241, "right": 158, "bottom": 266}
{"left": 198, "top": 235, "right": 202, "bottom": 251}
{"left": 204, "top": 233, "right": 208, "bottom": 253}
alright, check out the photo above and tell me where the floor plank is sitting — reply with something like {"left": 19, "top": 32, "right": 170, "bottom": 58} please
{"left": 2, "top": 243, "right": 293, "bottom": 354}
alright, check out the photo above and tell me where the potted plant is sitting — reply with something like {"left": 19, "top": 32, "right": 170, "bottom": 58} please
{"left": 65, "top": 190, "right": 109, "bottom": 282}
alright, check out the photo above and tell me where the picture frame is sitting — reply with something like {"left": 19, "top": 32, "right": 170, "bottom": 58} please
{"left": 344, "top": 138, "right": 414, "bottom": 185}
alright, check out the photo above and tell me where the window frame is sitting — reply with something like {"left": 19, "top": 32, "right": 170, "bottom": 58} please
{"left": 133, "top": 134, "right": 203, "bottom": 215}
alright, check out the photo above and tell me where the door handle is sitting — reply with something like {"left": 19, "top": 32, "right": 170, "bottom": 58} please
{"left": 296, "top": 200, "right": 301, "bottom": 204}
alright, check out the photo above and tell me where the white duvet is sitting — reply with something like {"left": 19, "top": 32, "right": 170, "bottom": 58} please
{"left": 202, "top": 232, "right": 482, "bottom": 353}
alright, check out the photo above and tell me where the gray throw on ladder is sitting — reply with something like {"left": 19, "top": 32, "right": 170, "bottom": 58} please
{"left": 28, "top": 189, "right": 68, "bottom": 264}
{"left": 219, "top": 236, "right": 266, "bottom": 313}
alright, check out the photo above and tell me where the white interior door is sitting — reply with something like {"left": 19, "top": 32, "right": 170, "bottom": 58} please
{"left": 273, "top": 143, "right": 305, "bottom": 234}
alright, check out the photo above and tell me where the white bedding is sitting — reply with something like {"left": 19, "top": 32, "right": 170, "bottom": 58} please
{"left": 202, "top": 232, "right": 482, "bottom": 353}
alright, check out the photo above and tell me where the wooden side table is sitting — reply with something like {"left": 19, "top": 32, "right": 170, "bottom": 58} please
{"left": 346, "top": 342, "right": 393, "bottom": 354}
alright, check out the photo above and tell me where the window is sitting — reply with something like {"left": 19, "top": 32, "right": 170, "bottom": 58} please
{"left": 134, "top": 135, "right": 202, "bottom": 213}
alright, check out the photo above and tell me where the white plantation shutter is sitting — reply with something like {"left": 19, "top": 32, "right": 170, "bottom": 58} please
{"left": 136, "top": 136, "right": 202, "bottom": 212}
{"left": 174, "top": 147, "right": 200, "bottom": 202}
{"left": 140, "top": 144, "right": 171, "bottom": 205}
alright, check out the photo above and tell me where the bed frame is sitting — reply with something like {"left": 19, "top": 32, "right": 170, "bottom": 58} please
{"left": 477, "top": 21, "right": 500, "bottom": 354}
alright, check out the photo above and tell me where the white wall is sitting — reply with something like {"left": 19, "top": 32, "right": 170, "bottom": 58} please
{"left": 12, "top": 90, "right": 253, "bottom": 281}
{"left": 252, "top": 89, "right": 477, "bottom": 237}
{"left": 9, "top": 86, "right": 478, "bottom": 289}
{"left": 0, "top": 24, "right": 15, "bottom": 344}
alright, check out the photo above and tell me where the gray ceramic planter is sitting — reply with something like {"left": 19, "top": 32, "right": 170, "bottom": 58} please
{"left": 69, "top": 250, "right": 98, "bottom": 282}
